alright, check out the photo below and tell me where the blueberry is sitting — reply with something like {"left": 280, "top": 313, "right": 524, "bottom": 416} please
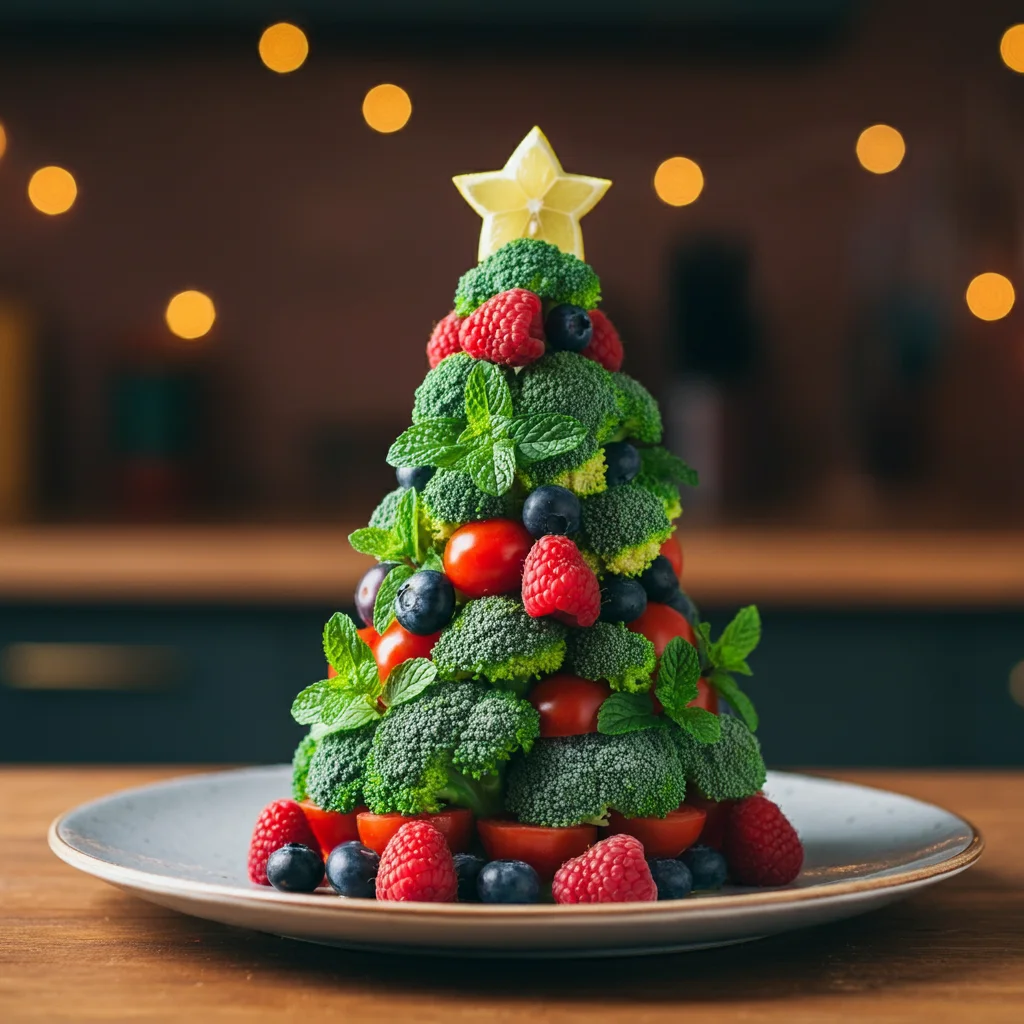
{"left": 396, "top": 465, "right": 435, "bottom": 490}
{"left": 600, "top": 575, "right": 648, "bottom": 623}
{"left": 647, "top": 858, "right": 694, "bottom": 900}
{"left": 545, "top": 304, "right": 593, "bottom": 353}
{"left": 266, "top": 843, "right": 323, "bottom": 893}
{"left": 355, "top": 561, "right": 399, "bottom": 627}
{"left": 639, "top": 555, "right": 679, "bottom": 603}
{"left": 477, "top": 860, "right": 541, "bottom": 904}
{"left": 522, "top": 484, "right": 582, "bottom": 538}
{"left": 453, "top": 853, "right": 486, "bottom": 902}
{"left": 681, "top": 845, "right": 728, "bottom": 890}
{"left": 666, "top": 588, "right": 700, "bottom": 628}
{"left": 394, "top": 569, "right": 456, "bottom": 635}
{"left": 603, "top": 442, "right": 641, "bottom": 486}
{"left": 326, "top": 840, "right": 379, "bottom": 898}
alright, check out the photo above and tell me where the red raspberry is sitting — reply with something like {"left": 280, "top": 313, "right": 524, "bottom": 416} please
{"left": 247, "top": 799, "right": 320, "bottom": 885}
{"left": 459, "top": 289, "right": 545, "bottom": 367}
{"left": 427, "top": 311, "right": 463, "bottom": 369}
{"left": 723, "top": 795, "right": 804, "bottom": 887}
{"left": 375, "top": 820, "right": 458, "bottom": 902}
{"left": 552, "top": 834, "right": 656, "bottom": 904}
{"left": 521, "top": 534, "right": 601, "bottom": 628}
{"left": 580, "top": 309, "right": 624, "bottom": 372}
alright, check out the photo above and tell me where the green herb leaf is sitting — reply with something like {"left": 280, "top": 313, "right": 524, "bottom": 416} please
{"left": 394, "top": 487, "right": 423, "bottom": 563}
{"left": 322, "top": 612, "right": 376, "bottom": 677}
{"left": 348, "top": 527, "right": 401, "bottom": 559}
{"left": 387, "top": 419, "right": 467, "bottom": 468}
{"left": 463, "top": 363, "right": 492, "bottom": 436}
{"left": 708, "top": 670, "right": 759, "bottom": 732}
{"left": 460, "top": 437, "right": 517, "bottom": 496}
{"left": 507, "top": 413, "right": 588, "bottom": 463}
{"left": 420, "top": 548, "right": 444, "bottom": 572}
{"left": 714, "top": 606, "right": 761, "bottom": 672}
{"left": 672, "top": 705, "right": 722, "bottom": 744}
{"left": 290, "top": 679, "right": 333, "bottom": 725}
{"left": 639, "top": 446, "right": 699, "bottom": 488}
{"left": 321, "top": 691, "right": 382, "bottom": 731}
{"left": 381, "top": 657, "right": 438, "bottom": 708}
{"left": 483, "top": 363, "right": 513, "bottom": 420}
{"left": 597, "top": 692, "right": 664, "bottom": 735}
{"left": 373, "top": 563, "right": 415, "bottom": 635}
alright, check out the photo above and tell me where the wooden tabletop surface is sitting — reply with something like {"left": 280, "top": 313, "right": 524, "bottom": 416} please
{"left": 1, "top": 768, "right": 1022, "bottom": 1023}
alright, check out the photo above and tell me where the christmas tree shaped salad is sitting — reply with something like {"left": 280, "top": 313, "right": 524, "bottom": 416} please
{"left": 250, "top": 128, "right": 804, "bottom": 904}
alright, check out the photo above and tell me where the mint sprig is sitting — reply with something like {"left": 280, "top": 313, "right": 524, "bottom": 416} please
{"left": 655, "top": 636, "right": 722, "bottom": 744}
{"left": 639, "top": 446, "right": 699, "bottom": 489}
{"left": 373, "top": 564, "right": 415, "bottom": 635}
{"left": 697, "top": 606, "right": 761, "bottom": 731}
{"left": 348, "top": 487, "right": 424, "bottom": 563}
{"left": 597, "top": 691, "right": 663, "bottom": 735}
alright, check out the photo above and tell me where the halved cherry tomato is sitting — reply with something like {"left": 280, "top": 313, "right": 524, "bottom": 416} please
{"left": 477, "top": 819, "right": 597, "bottom": 881}
{"left": 660, "top": 535, "right": 684, "bottom": 578}
{"left": 356, "top": 808, "right": 475, "bottom": 856}
{"left": 630, "top": 601, "right": 697, "bottom": 656}
{"left": 373, "top": 620, "right": 440, "bottom": 681}
{"left": 604, "top": 804, "right": 707, "bottom": 858}
{"left": 651, "top": 677, "right": 719, "bottom": 716}
{"left": 684, "top": 795, "right": 736, "bottom": 852}
{"left": 300, "top": 801, "right": 363, "bottom": 858}
{"left": 443, "top": 519, "right": 533, "bottom": 599}
{"left": 528, "top": 674, "right": 611, "bottom": 737}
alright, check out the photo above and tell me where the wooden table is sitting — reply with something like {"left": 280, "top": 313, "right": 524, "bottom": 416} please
{"left": 2, "top": 768, "right": 1022, "bottom": 1023}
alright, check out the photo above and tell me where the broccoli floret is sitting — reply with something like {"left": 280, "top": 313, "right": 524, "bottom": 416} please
{"left": 505, "top": 730, "right": 687, "bottom": 827}
{"left": 369, "top": 486, "right": 405, "bottom": 530}
{"left": 635, "top": 472, "right": 682, "bottom": 522}
{"left": 291, "top": 732, "right": 318, "bottom": 802}
{"left": 518, "top": 433, "right": 608, "bottom": 496}
{"left": 580, "top": 483, "right": 672, "bottom": 576}
{"left": 305, "top": 723, "right": 377, "bottom": 813}
{"left": 515, "top": 352, "right": 623, "bottom": 443}
{"left": 454, "top": 239, "right": 602, "bottom": 315}
{"left": 671, "top": 716, "right": 767, "bottom": 801}
{"left": 611, "top": 372, "right": 663, "bottom": 444}
{"left": 412, "top": 352, "right": 477, "bottom": 422}
{"left": 363, "top": 680, "right": 539, "bottom": 816}
{"left": 419, "top": 469, "right": 514, "bottom": 542}
{"left": 432, "top": 596, "right": 567, "bottom": 685}
{"left": 569, "top": 621, "right": 656, "bottom": 693}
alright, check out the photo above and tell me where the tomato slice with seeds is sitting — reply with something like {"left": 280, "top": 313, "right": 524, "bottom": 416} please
{"left": 604, "top": 804, "right": 707, "bottom": 859}
{"left": 356, "top": 808, "right": 475, "bottom": 856}
{"left": 477, "top": 819, "right": 597, "bottom": 881}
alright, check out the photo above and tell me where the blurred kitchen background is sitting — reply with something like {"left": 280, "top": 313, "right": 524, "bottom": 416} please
{"left": 1, "top": 0, "right": 1022, "bottom": 766}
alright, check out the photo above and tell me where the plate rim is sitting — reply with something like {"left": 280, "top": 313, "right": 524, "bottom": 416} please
{"left": 47, "top": 767, "right": 985, "bottom": 918}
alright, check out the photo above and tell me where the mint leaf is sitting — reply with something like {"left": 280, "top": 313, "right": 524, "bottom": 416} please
{"left": 348, "top": 527, "right": 401, "bottom": 559}
{"left": 381, "top": 657, "right": 437, "bottom": 708}
{"left": 484, "top": 363, "right": 513, "bottom": 420}
{"left": 658, "top": 636, "right": 700, "bottom": 692}
{"left": 714, "top": 606, "right": 761, "bottom": 672}
{"left": 507, "top": 413, "right": 587, "bottom": 463}
{"left": 373, "top": 563, "right": 415, "bottom": 635}
{"left": 640, "top": 446, "right": 699, "bottom": 488}
{"left": 460, "top": 437, "right": 517, "bottom": 496}
{"left": 322, "top": 612, "right": 376, "bottom": 677}
{"left": 463, "top": 363, "right": 491, "bottom": 436}
{"left": 420, "top": 548, "right": 444, "bottom": 572}
{"left": 387, "top": 419, "right": 467, "bottom": 468}
{"left": 672, "top": 705, "right": 722, "bottom": 744}
{"left": 290, "top": 679, "right": 333, "bottom": 725}
{"left": 393, "top": 487, "right": 423, "bottom": 563}
{"left": 597, "top": 692, "right": 663, "bottom": 735}
{"left": 321, "top": 690, "right": 381, "bottom": 731}
{"left": 708, "top": 670, "right": 759, "bottom": 732}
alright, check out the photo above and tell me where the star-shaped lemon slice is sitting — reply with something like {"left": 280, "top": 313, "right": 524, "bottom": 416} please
{"left": 453, "top": 127, "right": 611, "bottom": 262}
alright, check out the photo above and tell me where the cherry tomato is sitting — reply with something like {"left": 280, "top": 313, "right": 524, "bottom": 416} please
{"left": 651, "top": 677, "right": 719, "bottom": 716}
{"left": 684, "top": 795, "right": 737, "bottom": 852}
{"left": 660, "top": 535, "right": 683, "bottom": 577}
{"left": 299, "top": 801, "right": 363, "bottom": 858}
{"left": 443, "top": 519, "right": 534, "bottom": 599}
{"left": 528, "top": 674, "right": 611, "bottom": 737}
{"left": 630, "top": 601, "right": 697, "bottom": 657}
{"left": 604, "top": 804, "right": 707, "bottom": 858}
{"left": 357, "top": 625, "right": 380, "bottom": 650}
{"left": 477, "top": 819, "right": 597, "bottom": 881}
{"left": 373, "top": 620, "right": 440, "bottom": 681}
{"left": 356, "top": 808, "right": 475, "bottom": 856}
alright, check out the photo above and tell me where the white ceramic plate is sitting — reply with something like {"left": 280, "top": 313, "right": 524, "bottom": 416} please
{"left": 49, "top": 767, "right": 982, "bottom": 958}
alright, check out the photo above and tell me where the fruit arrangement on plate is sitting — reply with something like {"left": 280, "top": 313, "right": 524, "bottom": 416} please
{"left": 248, "top": 127, "right": 804, "bottom": 905}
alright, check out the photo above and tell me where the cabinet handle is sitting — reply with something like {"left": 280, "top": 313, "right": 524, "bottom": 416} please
{"left": 1, "top": 643, "right": 180, "bottom": 692}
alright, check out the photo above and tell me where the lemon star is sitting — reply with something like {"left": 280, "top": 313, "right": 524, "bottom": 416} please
{"left": 453, "top": 127, "right": 611, "bottom": 262}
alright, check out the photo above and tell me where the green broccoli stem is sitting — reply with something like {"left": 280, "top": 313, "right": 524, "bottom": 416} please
{"left": 437, "top": 769, "right": 505, "bottom": 819}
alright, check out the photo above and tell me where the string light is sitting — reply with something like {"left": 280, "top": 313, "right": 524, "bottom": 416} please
{"left": 999, "top": 25, "right": 1024, "bottom": 72}
{"left": 965, "top": 273, "right": 1015, "bottom": 321}
{"left": 28, "top": 166, "right": 77, "bottom": 215}
{"left": 165, "top": 290, "right": 216, "bottom": 339}
{"left": 855, "top": 125, "right": 905, "bottom": 174}
{"left": 362, "top": 84, "right": 412, "bottom": 133}
{"left": 653, "top": 157, "right": 704, "bottom": 207}
{"left": 259, "top": 23, "right": 309, "bottom": 74}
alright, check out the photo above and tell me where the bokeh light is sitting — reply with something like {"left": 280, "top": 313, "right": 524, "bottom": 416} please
{"left": 0, "top": 122, "right": 7, "bottom": 160}
{"left": 28, "top": 166, "right": 77, "bottom": 215}
{"left": 1009, "top": 661, "right": 1024, "bottom": 709}
{"left": 653, "top": 157, "right": 704, "bottom": 207}
{"left": 966, "top": 273, "right": 1015, "bottom": 321}
{"left": 362, "top": 84, "right": 412, "bottom": 133}
{"left": 855, "top": 125, "right": 905, "bottom": 174}
{"left": 999, "top": 25, "right": 1024, "bottom": 72}
{"left": 165, "top": 290, "right": 217, "bottom": 339}
{"left": 259, "top": 23, "right": 309, "bottom": 74}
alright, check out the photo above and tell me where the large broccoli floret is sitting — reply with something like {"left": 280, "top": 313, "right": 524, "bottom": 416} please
{"left": 291, "top": 731, "right": 318, "bottom": 802}
{"left": 412, "top": 352, "right": 477, "bottom": 422}
{"left": 515, "top": 352, "right": 623, "bottom": 443}
{"left": 419, "top": 469, "right": 514, "bottom": 542}
{"left": 432, "top": 596, "right": 567, "bottom": 686}
{"left": 304, "top": 723, "right": 377, "bottom": 813}
{"left": 505, "top": 730, "right": 687, "bottom": 827}
{"left": 518, "top": 433, "right": 608, "bottom": 496}
{"left": 454, "top": 239, "right": 602, "bottom": 315}
{"left": 369, "top": 486, "right": 405, "bottom": 530}
{"left": 635, "top": 472, "right": 682, "bottom": 522}
{"left": 363, "top": 680, "right": 539, "bottom": 816}
{"left": 569, "top": 621, "right": 656, "bottom": 693}
{"left": 611, "top": 372, "right": 663, "bottom": 444}
{"left": 580, "top": 483, "right": 672, "bottom": 576}
{"left": 671, "top": 715, "right": 767, "bottom": 801}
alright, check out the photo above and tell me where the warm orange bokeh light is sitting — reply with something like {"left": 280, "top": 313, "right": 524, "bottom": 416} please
{"left": 966, "top": 273, "right": 1015, "bottom": 321}
{"left": 0, "top": 122, "right": 7, "bottom": 160}
{"left": 1000, "top": 24, "right": 1024, "bottom": 72}
{"left": 855, "top": 125, "right": 905, "bottom": 174}
{"left": 653, "top": 157, "right": 704, "bottom": 207}
{"left": 28, "top": 166, "right": 77, "bottom": 215}
{"left": 165, "top": 290, "right": 217, "bottom": 339}
{"left": 259, "top": 23, "right": 309, "bottom": 74}
{"left": 362, "top": 84, "right": 412, "bottom": 133}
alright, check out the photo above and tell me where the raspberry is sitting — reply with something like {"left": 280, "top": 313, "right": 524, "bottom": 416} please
{"left": 580, "top": 309, "right": 623, "bottom": 372}
{"left": 552, "top": 834, "right": 657, "bottom": 904}
{"left": 521, "top": 534, "right": 601, "bottom": 628}
{"left": 723, "top": 795, "right": 804, "bottom": 887}
{"left": 375, "top": 820, "right": 458, "bottom": 902}
{"left": 247, "top": 799, "right": 320, "bottom": 885}
{"left": 459, "top": 289, "right": 545, "bottom": 367}
{"left": 427, "top": 311, "right": 463, "bottom": 369}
